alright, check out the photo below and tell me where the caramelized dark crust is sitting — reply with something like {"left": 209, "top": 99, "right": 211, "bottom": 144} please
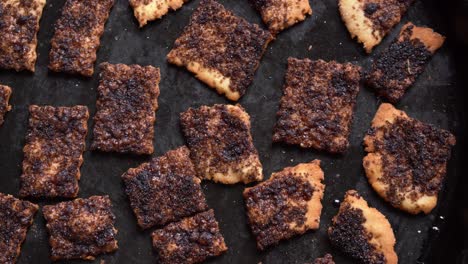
{"left": 48, "top": 0, "right": 115, "bottom": 77}
{"left": 0, "top": 0, "right": 46, "bottom": 72}
{"left": 42, "top": 196, "right": 118, "bottom": 261}
{"left": 167, "top": 0, "right": 273, "bottom": 101}
{"left": 0, "top": 85, "right": 12, "bottom": 126}
{"left": 122, "top": 146, "right": 208, "bottom": 229}
{"left": 151, "top": 210, "right": 227, "bottom": 264}
{"left": 273, "top": 58, "right": 361, "bottom": 153}
{"left": 366, "top": 23, "right": 445, "bottom": 103}
{"left": 243, "top": 160, "right": 324, "bottom": 250}
{"left": 20, "top": 105, "right": 89, "bottom": 198}
{"left": 312, "top": 254, "right": 335, "bottom": 264}
{"left": 0, "top": 193, "right": 39, "bottom": 264}
{"left": 180, "top": 104, "right": 263, "bottom": 184}
{"left": 91, "top": 63, "right": 160, "bottom": 155}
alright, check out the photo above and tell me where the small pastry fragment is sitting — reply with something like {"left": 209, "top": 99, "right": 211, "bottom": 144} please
{"left": 366, "top": 23, "right": 445, "bottom": 103}
{"left": 0, "top": 193, "right": 39, "bottom": 264}
{"left": 328, "top": 190, "right": 398, "bottom": 264}
{"left": 339, "top": 0, "right": 414, "bottom": 53}
{"left": 129, "top": 0, "right": 189, "bottom": 27}
{"left": 20, "top": 105, "right": 89, "bottom": 198}
{"left": 180, "top": 104, "right": 263, "bottom": 184}
{"left": 273, "top": 58, "right": 361, "bottom": 153}
{"left": 42, "top": 196, "right": 119, "bottom": 261}
{"left": 311, "top": 254, "right": 335, "bottom": 264}
{"left": 122, "top": 146, "right": 209, "bottom": 229}
{"left": 243, "top": 160, "right": 325, "bottom": 250}
{"left": 0, "top": 85, "right": 12, "bottom": 126}
{"left": 151, "top": 209, "right": 227, "bottom": 264}
{"left": 167, "top": 0, "right": 273, "bottom": 101}
{"left": 363, "top": 103, "right": 456, "bottom": 214}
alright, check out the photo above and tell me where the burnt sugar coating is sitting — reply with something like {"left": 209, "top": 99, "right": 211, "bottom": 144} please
{"left": 366, "top": 23, "right": 445, "bottom": 103}
{"left": 151, "top": 209, "right": 227, "bottom": 264}
{"left": 167, "top": 0, "right": 273, "bottom": 101}
{"left": 180, "top": 104, "right": 263, "bottom": 184}
{"left": 273, "top": 58, "right": 361, "bottom": 153}
{"left": 328, "top": 190, "right": 397, "bottom": 264}
{"left": 243, "top": 160, "right": 325, "bottom": 250}
{"left": 0, "top": 0, "right": 46, "bottom": 72}
{"left": 339, "top": 0, "right": 414, "bottom": 53}
{"left": 92, "top": 63, "right": 160, "bottom": 155}
{"left": 363, "top": 103, "right": 456, "bottom": 214}
{"left": 0, "top": 193, "right": 39, "bottom": 264}
{"left": 130, "top": 0, "right": 189, "bottom": 27}
{"left": 250, "top": 0, "right": 312, "bottom": 34}
{"left": 312, "top": 254, "right": 335, "bottom": 264}
{"left": 0, "top": 85, "right": 12, "bottom": 126}
{"left": 122, "top": 146, "right": 208, "bottom": 229}
{"left": 20, "top": 105, "right": 89, "bottom": 198}
{"left": 42, "top": 196, "right": 118, "bottom": 261}
{"left": 48, "top": 0, "right": 115, "bottom": 77}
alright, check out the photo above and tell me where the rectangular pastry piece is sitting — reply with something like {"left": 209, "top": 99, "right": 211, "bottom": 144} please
{"left": 0, "top": 84, "right": 12, "bottom": 126}
{"left": 130, "top": 0, "right": 189, "bottom": 27}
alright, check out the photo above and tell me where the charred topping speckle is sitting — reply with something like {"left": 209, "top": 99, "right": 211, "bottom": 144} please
{"left": 311, "top": 253, "right": 335, "bottom": 264}
{"left": 362, "top": 0, "right": 414, "bottom": 35}
{"left": 0, "top": 85, "right": 12, "bottom": 126}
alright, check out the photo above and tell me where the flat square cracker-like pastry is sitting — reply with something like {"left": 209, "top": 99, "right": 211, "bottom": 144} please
{"left": 243, "top": 160, "right": 325, "bottom": 250}
{"left": 363, "top": 103, "right": 456, "bottom": 214}
{"left": 180, "top": 104, "right": 263, "bottom": 184}
{"left": 48, "top": 0, "right": 115, "bottom": 77}
{"left": 0, "top": 84, "right": 12, "bottom": 126}
{"left": 20, "top": 105, "right": 89, "bottom": 198}
{"left": 43, "top": 196, "right": 118, "bottom": 261}
{"left": 130, "top": 0, "right": 189, "bottom": 27}
{"left": 366, "top": 23, "right": 445, "bottom": 103}
{"left": 0, "top": 0, "right": 46, "bottom": 72}
{"left": 328, "top": 190, "right": 398, "bottom": 264}
{"left": 167, "top": 0, "right": 273, "bottom": 101}
{"left": 0, "top": 193, "right": 38, "bottom": 264}
{"left": 91, "top": 63, "right": 160, "bottom": 155}
{"left": 122, "top": 146, "right": 208, "bottom": 229}
{"left": 339, "top": 0, "right": 414, "bottom": 53}
{"left": 250, "top": 0, "right": 312, "bottom": 34}
{"left": 273, "top": 58, "right": 361, "bottom": 153}
{"left": 151, "top": 209, "right": 227, "bottom": 264}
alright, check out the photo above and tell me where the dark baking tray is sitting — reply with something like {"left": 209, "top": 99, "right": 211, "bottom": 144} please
{"left": 0, "top": 0, "right": 466, "bottom": 263}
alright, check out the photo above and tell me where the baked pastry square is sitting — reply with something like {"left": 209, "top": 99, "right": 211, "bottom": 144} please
{"left": 363, "top": 103, "right": 456, "bottom": 214}
{"left": 48, "top": 0, "right": 115, "bottom": 76}
{"left": 366, "top": 22, "right": 445, "bottom": 103}
{"left": 20, "top": 105, "right": 89, "bottom": 198}
{"left": 122, "top": 146, "right": 208, "bottom": 229}
{"left": 180, "top": 104, "right": 263, "bottom": 184}
{"left": 328, "top": 190, "right": 397, "bottom": 264}
{"left": 151, "top": 209, "right": 227, "bottom": 264}
{"left": 0, "top": 193, "right": 39, "bottom": 264}
{"left": 0, "top": 84, "right": 12, "bottom": 126}
{"left": 91, "top": 63, "right": 160, "bottom": 155}
{"left": 250, "top": 0, "right": 312, "bottom": 34}
{"left": 0, "top": 0, "right": 46, "bottom": 72}
{"left": 243, "top": 160, "right": 325, "bottom": 250}
{"left": 339, "top": 0, "right": 414, "bottom": 53}
{"left": 167, "top": 0, "right": 273, "bottom": 101}
{"left": 130, "top": 0, "right": 189, "bottom": 27}
{"left": 43, "top": 196, "right": 118, "bottom": 261}
{"left": 273, "top": 58, "right": 361, "bottom": 153}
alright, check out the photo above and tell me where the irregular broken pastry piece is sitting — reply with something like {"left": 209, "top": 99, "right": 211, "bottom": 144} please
{"left": 339, "top": 0, "right": 414, "bottom": 53}
{"left": 48, "top": 0, "right": 115, "bottom": 76}
{"left": 0, "top": 193, "right": 39, "bottom": 264}
{"left": 311, "top": 254, "right": 335, "bottom": 264}
{"left": 167, "top": 0, "right": 273, "bottom": 101}
{"left": 130, "top": 0, "right": 189, "bottom": 27}
{"left": 0, "top": 0, "right": 46, "bottom": 72}
{"left": 328, "top": 190, "right": 397, "bottom": 264}
{"left": 180, "top": 104, "right": 263, "bottom": 184}
{"left": 43, "top": 196, "right": 118, "bottom": 261}
{"left": 366, "top": 23, "right": 445, "bottom": 103}
{"left": 151, "top": 209, "right": 227, "bottom": 264}
{"left": 20, "top": 105, "right": 89, "bottom": 198}
{"left": 243, "top": 160, "right": 325, "bottom": 250}
{"left": 122, "top": 146, "right": 208, "bottom": 229}
{"left": 363, "top": 103, "right": 456, "bottom": 214}
{"left": 91, "top": 63, "right": 160, "bottom": 155}
{"left": 250, "top": 0, "right": 312, "bottom": 34}
{"left": 273, "top": 58, "right": 361, "bottom": 153}
{"left": 0, "top": 85, "right": 12, "bottom": 126}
